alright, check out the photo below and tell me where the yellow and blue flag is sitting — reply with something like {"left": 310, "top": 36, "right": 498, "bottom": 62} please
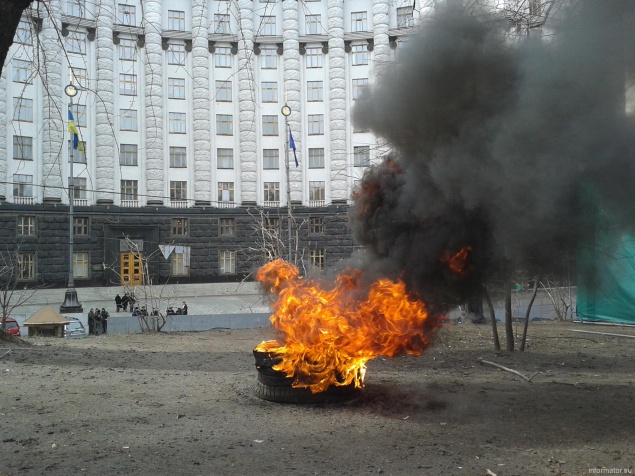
{"left": 68, "top": 110, "right": 84, "bottom": 152}
{"left": 289, "top": 128, "right": 298, "bottom": 167}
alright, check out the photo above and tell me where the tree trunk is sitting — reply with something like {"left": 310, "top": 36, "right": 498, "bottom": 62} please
{"left": 505, "top": 278, "right": 514, "bottom": 351}
{"left": 0, "top": 1, "right": 33, "bottom": 78}
{"left": 483, "top": 283, "right": 501, "bottom": 352}
{"left": 520, "top": 274, "right": 540, "bottom": 351}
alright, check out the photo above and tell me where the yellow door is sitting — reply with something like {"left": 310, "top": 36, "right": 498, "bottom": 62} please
{"left": 120, "top": 252, "right": 143, "bottom": 285}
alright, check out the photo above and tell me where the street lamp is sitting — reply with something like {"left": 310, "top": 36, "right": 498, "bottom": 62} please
{"left": 60, "top": 83, "right": 83, "bottom": 313}
{"left": 281, "top": 103, "right": 292, "bottom": 263}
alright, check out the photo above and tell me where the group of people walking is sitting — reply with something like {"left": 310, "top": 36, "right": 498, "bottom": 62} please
{"left": 87, "top": 308, "right": 109, "bottom": 335}
{"left": 115, "top": 293, "right": 136, "bottom": 312}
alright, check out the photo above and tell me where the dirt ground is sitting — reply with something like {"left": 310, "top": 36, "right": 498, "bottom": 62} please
{"left": 1, "top": 321, "right": 633, "bottom": 476}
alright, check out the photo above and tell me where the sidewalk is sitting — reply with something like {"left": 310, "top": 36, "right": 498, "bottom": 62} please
{"left": 9, "top": 282, "right": 272, "bottom": 323}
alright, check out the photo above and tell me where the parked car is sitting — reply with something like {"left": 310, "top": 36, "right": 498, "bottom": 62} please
{"left": 65, "top": 318, "right": 86, "bottom": 339}
{"left": 1, "top": 317, "right": 20, "bottom": 336}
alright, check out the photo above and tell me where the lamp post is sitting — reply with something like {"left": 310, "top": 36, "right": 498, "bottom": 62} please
{"left": 60, "top": 83, "right": 83, "bottom": 314}
{"left": 281, "top": 103, "right": 292, "bottom": 263}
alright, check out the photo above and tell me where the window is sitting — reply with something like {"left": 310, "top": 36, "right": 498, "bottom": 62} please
{"left": 262, "top": 115, "right": 278, "bottom": 136}
{"left": 308, "top": 114, "right": 324, "bottom": 135}
{"left": 18, "top": 253, "right": 35, "bottom": 280}
{"left": 169, "top": 112, "right": 186, "bottom": 134}
{"left": 265, "top": 217, "right": 280, "bottom": 232}
{"left": 306, "top": 47, "right": 322, "bottom": 68}
{"left": 70, "top": 104, "right": 87, "bottom": 127}
{"left": 309, "top": 216, "right": 324, "bottom": 234}
{"left": 354, "top": 145, "right": 370, "bottom": 167}
{"left": 307, "top": 81, "right": 323, "bottom": 101}
{"left": 68, "top": 140, "right": 87, "bottom": 164}
{"left": 74, "top": 217, "right": 89, "bottom": 235}
{"left": 305, "top": 15, "right": 321, "bottom": 34}
{"left": 15, "top": 20, "right": 32, "bottom": 45}
{"left": 263, "top": 182, "right": 280, "bottom": 202}
{"left": 120, "top": 144, "right": 138, "bottom": 166}
{"left": 120, "top": 109, "right": 138, "bottom": 131}
{"left": 168, "top": 78, "right": 186, "bottom": 99}
{"left": 309, "top": 181, "right": 325, "bottom": 201}
{"left": 217, "top": 148, "right": 234, "bottom": 169}
{"left": 219, "top": 218, "right": 236, "bottom": 236}
{"left": 13, "top": 175, "right": 33, "bottom": 198}
{"left": 219, "top": 250, "right": 236, "bottom": 275}
{"left": 120, "top": 38, "right": 137, "bottom": 60}
{"left": 261, "top": 16, "right": 276, "bottom": 36}
{"left": 352, "top": 78, "right": 369, "bottom": 100}
{"left": 352, "top": 44, "right": 369, "bottom": 65}
{"left": 13, "top": 98, "right": 33, "bottom": 122}
{"left": 529, "top": 0, "right": 542, "bottom": 16}
{"left": 215, "top": 80, "right": 232, "bottom": 102}
{"left": 308, "top": 148, "right": 324, "bottom": 169}
{"left": 218, "top": 182, "right": 235, "bottom": 203}
{"left": 119, "top": 73, "right": 137, "bottom": 95}
{"left": 214, "top": 14, "right": 230, "bottom": 34}
{"left": 170, "top": 181, "right": 187, "bottom": 201}
{"left": 70, "top": 67, "right": 87, "bottom": 88}
{"left": 172, "top": 218, "right": 188, "bottom": 236}
{"left": 118, "top": 4, "right": 136, "bottom": 25}
{"left": 67, "top": 0, "right": 85, "bottom": 17}
{"left": 215, "top": 47, "right": 232, "bottom": 67}
{"left": 170, "top": 147, "right": 187, "bottom": 168}
{"left": 261, "top": 82, "right": 278, "bottom": 103}
{"left": 397, "top": 7, "right": 414, "bottom": 28}
{"left": 310, "top": 249, "right": 325, "bottom": 270}
{"left": 74, "top": 252, "right": 89, "bottom": 278}
{"left": 168, "top": 10, "right": 185, "bottom": 31}
{"left": 261, "top": 48, "right": 277, "bottom": 69}
{"left": 13, "top": 59, "right": 32, "bottom": 83}
{"left": 121, "top": 180, "right": 138, "bottom": 200}
{"left": 17, "top": 216, "right": 36, "bottom": 236}
{"left": 351, "top": 12, "right": 368, "bottom": 32}
{"left": 171, "top": 250, "right": 188, "bottom": 276}
{"left": 13, "top": 136, "right": 33, "bottom": 160}
{"left": 71, "top": 177, "right": 87, "bottom": 199}
{"left": 168, "top": 44, "right": 186, "bottom": 65}
{"left": 67, "top": 31, "right": 87, "bottom": 54}
{"left": 216, "top": 114, "right": 233, "bottom": 135}
{"left": 263, "top": 149, "right": 279, "bottom": 169}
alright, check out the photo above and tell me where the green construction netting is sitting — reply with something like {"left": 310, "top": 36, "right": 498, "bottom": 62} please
{"left": 577, "top": 231, "right": 635, "bottom": 324}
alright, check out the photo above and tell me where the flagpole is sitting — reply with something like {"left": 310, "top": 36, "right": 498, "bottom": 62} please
{"left": 281, "top": 102, "right": 292, "bottom": 263}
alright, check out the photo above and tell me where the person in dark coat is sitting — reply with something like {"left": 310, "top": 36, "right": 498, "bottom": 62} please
{"left": 181, "top": 302, "right": 188, "bottom": 315}
{"left": 115, "top": 294, "right": 122, "bottom": 312}
{"left": 88, "top": 308, "right": 95, "bottom": 335}
{"left": 94, "top": 309, "right": 101, "bottom": 336}
{"left": 122, "top": 293, "right": 129, "bottom": 312}
{"left": 101, "top": 308, "right": 109, "bottom": 334}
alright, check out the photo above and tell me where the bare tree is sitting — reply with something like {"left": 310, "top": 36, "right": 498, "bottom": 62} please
{"left": 0, "top": 248, "right": 39, "bottom": 335}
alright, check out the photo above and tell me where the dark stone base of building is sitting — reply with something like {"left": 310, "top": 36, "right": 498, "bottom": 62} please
{"left": 0, "top": 203, "right": 356, "bottom": 287}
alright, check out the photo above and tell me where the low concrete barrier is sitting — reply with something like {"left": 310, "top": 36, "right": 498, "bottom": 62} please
{"left": 106, "top": 313, "right": 271, "bottom": 335}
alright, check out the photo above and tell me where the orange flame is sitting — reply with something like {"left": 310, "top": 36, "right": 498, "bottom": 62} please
{"left": 255, "top": 259, "right": 439, "bottom": 393}
{"left": 440, "top": 246, "right": 473, "bottom": 276}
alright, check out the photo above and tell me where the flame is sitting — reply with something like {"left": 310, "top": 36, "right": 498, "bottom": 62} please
{"left": 255, "top": 259, "right": 440, "bottom": 393}
{"left": 440, "top": 246, "right": 473, "bottom": 276}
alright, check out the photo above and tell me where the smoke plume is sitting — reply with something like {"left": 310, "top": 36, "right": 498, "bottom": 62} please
{"left": 350, "top": 2, "right": 635, "bottom": 309}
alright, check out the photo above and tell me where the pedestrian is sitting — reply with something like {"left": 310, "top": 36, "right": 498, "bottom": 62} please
{"left": 101, "top": 308, "right": 109, "bottom": 334}
{"left": 122, "top": 293, "right": 129, "bottom": 312}
{"left": 94, "top": 309, "right": 101, "bottom": 336}
{"left": 181, "top": 301, "right": 188, "bottom": 315}
{"left": 88, "top": 308, "right": 95, "bottom": 335}
{"left": 115, "top": 294, "right": 122, "bottom": 313}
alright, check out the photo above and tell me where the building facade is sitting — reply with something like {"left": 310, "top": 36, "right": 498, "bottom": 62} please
{"left": 0, "top": 0, "right": 420, "bottom": 286}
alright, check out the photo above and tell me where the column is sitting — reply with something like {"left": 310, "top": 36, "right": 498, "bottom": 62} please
{"left": 192, "top": 0, "right": 211, "bottom": 205}
{"left": 95, "top": 0, "right": 116, "bottom": 204}
{"left": 283, "top": 0, "right": 301, "bottom": 204}
{"left": 41, "top": 1, "right": 64, "bottom": 202}
{"left": 237, "top": 0, "right": 256, "bottom": 204}
{"left": 372, "top": 0, "right": 391, "bottom": 79}
{"left": 328, "top": 0, "right": 347, "bottom": 201}
{"left": 143, "top": 0, "right": 164, "bottom": 205}
{"left": 0, "top": 67, "right": 6, "bottom": 200}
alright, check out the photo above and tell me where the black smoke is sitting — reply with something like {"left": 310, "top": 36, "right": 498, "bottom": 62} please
{"left": 350, "top": 2, "right": 635, "bottom": 309}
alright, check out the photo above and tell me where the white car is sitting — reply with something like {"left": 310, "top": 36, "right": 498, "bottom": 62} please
{"left": 65, "top": 318, "right": 87, "bottom": 338}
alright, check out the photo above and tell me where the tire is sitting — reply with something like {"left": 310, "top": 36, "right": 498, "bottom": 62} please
{"left": 253, "top": 380, "right": 362, "bottom": 404}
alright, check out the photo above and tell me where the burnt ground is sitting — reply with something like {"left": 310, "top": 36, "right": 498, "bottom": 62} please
{"left": 0, "top": 322, "right": 633, "bottom": 476}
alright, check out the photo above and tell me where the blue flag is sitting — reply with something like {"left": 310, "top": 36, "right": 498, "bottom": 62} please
{"left": 68, "top": 110, "right": 84, "bottom": 151}
{"left": 289, "top": 128, "right": 298, "bottom": 167}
